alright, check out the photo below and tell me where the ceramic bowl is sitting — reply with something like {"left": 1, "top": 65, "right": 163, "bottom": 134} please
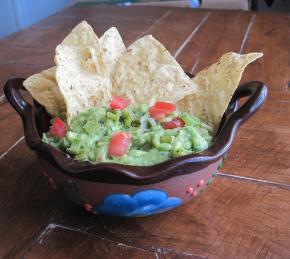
{"left": 4, "top": 78, "right": 267, "bottom": 217}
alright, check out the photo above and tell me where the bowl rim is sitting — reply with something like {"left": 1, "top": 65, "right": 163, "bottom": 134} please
{"left": 4, "top": 77, "right": 267, "bottom": 185}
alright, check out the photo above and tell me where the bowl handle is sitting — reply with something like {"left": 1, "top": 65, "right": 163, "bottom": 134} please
{"left": 4, "top": 78, "right": 42, "bottom": 148}
{"left": 215, "top": 81, "right": 267, "bottom": 142}
{"left": 228, "top": 81, "right": 268, "bottom": 123}
{"left": 207, "top": 81, "right": 268, "bottom": 160}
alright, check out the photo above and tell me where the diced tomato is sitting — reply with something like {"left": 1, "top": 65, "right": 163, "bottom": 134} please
{"left": 162, "top": 117, "right": 185, "bottom": 129}
{"left": 110, "top": 96, "right": 130, "bottom": 110}
{"left": 154, "top": 101, "right": 176, "bottom": 115}
{"left": 149, "top": 106, "right": 166, "bottom": 121}
{"left": 108, "top": 132, "right": 131, "bottom": 157}
{"left": 50, "top": 117, "right": 67, "bottom": 138}
{"left": 149, "top": 101, "right": 176, "bottom": 121}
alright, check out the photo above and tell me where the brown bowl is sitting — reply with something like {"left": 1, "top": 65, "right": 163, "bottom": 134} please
{"left": 4, "top": 78, "right": 267, "bottom": 217}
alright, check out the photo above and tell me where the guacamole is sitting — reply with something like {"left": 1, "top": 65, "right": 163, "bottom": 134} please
{"left": 43, "top": 103, "right": 212, "bottom": 166}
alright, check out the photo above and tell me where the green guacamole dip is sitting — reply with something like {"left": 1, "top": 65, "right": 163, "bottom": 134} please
{"left": 43, "top": 105, "right": 212, "bottom": 166}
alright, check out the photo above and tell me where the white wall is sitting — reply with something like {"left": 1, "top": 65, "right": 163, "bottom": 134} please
{"left": 0, "top": 0, "right": 71, "bottom": 39}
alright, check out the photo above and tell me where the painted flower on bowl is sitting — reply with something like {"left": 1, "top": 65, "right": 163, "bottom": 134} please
{"left": 96, "top": 189, "right": 182, "bottom": 217}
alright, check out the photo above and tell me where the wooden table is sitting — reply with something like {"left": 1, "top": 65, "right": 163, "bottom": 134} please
{"left": 0, "top": 4, "right": 289, "bottom": 258}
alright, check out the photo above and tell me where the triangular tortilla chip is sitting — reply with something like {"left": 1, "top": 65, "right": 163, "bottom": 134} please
{"left": 113, "top": 35, "right": 197, "bottom": 106}
{"left": 177, "top": 52, "right": 263, "bottom": 131}
{"left": 23, "top": 27, "right": 124, "bottom": 120}
{"left": 23, "top": 67, "right": 66, "bottom": 117}
{"left": 100, "top": 27, "right": 126, "bottom": 78}
{"left": 55, "top": 21, "right": 112, "bottom": 124}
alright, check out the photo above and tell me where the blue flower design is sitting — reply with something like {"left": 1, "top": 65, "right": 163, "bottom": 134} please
{"left": 96, "top": 189, "right": 182, "bottom": 217}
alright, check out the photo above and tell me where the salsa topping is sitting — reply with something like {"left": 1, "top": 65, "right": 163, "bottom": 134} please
{"left": 108, "top": 132, "right": 131, "bottom": 157}
{"left": 162, "top": 117, "right": 185, "bottom": 129}
{"left": 110, "top": 96, "right": 130, "bottom": 110}
{"left": 49, "top": 117, "right": 67, "bottom": 138}
{"left": 149, "top": 101, "right": 176, "bottom": 121}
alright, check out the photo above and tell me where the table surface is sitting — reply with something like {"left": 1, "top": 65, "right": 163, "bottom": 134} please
{"left": 0, "top": 4, "right": 290, "bottom": 259}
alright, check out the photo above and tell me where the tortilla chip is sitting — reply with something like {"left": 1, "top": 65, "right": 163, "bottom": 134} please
{"left": 55, "top": 21, "right": 112, "bottom": 124}
{"left": 100, "top": 27, "right": 126, "bottom": 78}
{"left": 113, "top": 35, "right": 197, "bottom": 106}
{"left": 177, "top": 52, "right": 263, "bottom": 131}
{"left": 23, "top": 67, "right": 66, "bottom": 117}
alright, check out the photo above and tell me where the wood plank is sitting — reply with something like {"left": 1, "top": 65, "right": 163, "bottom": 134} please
{"left": 222, "top": 95, "right": 290, "bottom": 184}
{"left": 23, "top": 226, "right": 158, "bottom": 259}
{"left": 59, "top": 5, "right": 171, "bottom": 22}
{"left": 24, "top": 225, "right": 198, "bottom": 258}
{"left": 0, "top": 45, "right": 55, "bottom": 67}
{"left": 165, "top": 10, "right": 290, "bottom": 184}
{"left": 0, "top": 5, "right": 170, "bottom": 50}
{"left": 176, "top": 11, "right": 253, "bottom": 73}
{"left": 0, "top": 101, "right": 24, "bottom": 156}
{"left": 0, "top": 64, "right": 48, "bottom": 96}
{"left": 0, "top": 141, "right": 65, "bottom": 258}
{"left": 0, "top": 7, "right": 207, "bottom": 61}
{"left": 219, "top": 13, "right": 290, "bottom": 182}
{"left": 40, "top": 6, "right": 208, "bottom": 55}
{"left": 239, "top": 13, "right": 290, "bottom": 91}
{"left": 51, "top": 177, "right": 290, "bottom": 258}
{"left": 137, "top": 8, "right": 209, "bottom": 55}
{"left": 0, "top": 18, "right": 155, "bottom": 51}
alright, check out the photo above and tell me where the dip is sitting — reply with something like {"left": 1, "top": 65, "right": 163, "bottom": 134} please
{"left": 43, "top": 97, "right": 212, "bottom": 166}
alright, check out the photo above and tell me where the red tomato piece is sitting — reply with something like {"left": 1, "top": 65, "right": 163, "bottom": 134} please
{"left": 162, "top": 117, "right": 185, "bottom": 129}
{"left": 108, "top": 132, "right": 131, "bottom": 157}
{"left": 50, "top": 117, "right": 67, "bottom": 138}
{"left": 149, "top": 106, "right": 166, "bottom": 121}
{"left": 154, "top": 101, "right": 176, "bottom": 115}
{"left": 110, "top": 96, "right": 130, "bottom": 110}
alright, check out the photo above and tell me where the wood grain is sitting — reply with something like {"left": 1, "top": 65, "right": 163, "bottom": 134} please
{"left": 0, "top": 101, "right": 24, "bottom": 156}
{"left": 24, "top": 226, "right": 158, "bottom": 259}
{"left": 23, "top": 226, "right": 196, "bottom": 259}
{"left": 221, "top": 13, "right": 290, "bottom": 182}
{"left": 176, "top": 11, "right": 253, "bottom": 73}
{"left": 0, "top": 16, "right": 159, "bottom": 51}
{"left": 137, "top": 8, "right": 209, "bottom": 55}
{"left": 0, "top": 45, "right": 55, "bottom": 67}
{"left": 0, "top": 6, "right": 170, "bottom": 51}
{"left": 0, "top": 64, "right": 48, "bottom": 96}
{"left": 59, "top": 5, "right": 171, "bottom": 22}
{"left": 239, "top": 13, "right": 290, "bottom": 91}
